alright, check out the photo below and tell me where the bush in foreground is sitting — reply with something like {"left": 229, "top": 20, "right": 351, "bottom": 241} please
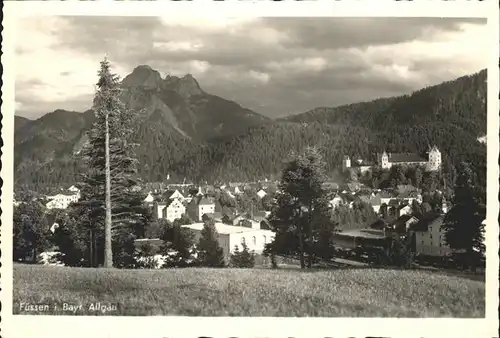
{"left": 230, "top": 243, "right": 255, "bottom": 268}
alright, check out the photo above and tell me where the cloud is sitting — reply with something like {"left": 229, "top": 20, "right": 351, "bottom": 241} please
{"left": 15, "top": 16, "right": 487, "bottom": 119}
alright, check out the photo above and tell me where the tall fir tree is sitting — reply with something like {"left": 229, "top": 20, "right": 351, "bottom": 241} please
{"left": 78, "top": 57, "right": 151, "bottom": 268}
{"left": 442, "top": 162, "right": 486, "bottom": 270}
{"left": 268, "top": 147, "right": 335, "bottom": 269}
{"left": 196, "top": 218, "right": 226, "bottom": 267}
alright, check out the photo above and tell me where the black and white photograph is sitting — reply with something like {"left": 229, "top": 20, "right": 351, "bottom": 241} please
{"left": 1, "top": 1, "right": 499, "bottom": 337}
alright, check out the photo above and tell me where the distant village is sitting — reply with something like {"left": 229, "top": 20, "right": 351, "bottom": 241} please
{"left": 15, "top": 146, "right": 476, "bottom": 267}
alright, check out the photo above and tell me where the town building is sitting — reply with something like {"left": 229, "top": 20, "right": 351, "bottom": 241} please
{"left": 343, "top": 146, "right": 442, "bottom": 173}
{"left": 46, "top": 189, "right": 80, "bottom": 209}
{"left": 166, "top": 189, "right": 185, "bottom": 202}
{"left": 152, "top": 198, "right": 187, "bottom": 222}
{"left": 358, "top": 194, "right": 382, "bottom": 213}
{"left": 256, "top": 189, "right": 267, "bottom": 199}
{"left": 162, "top": 199, "right": 186, "bottom": 223}
{"left": 329, "top": 194, "right": 345, "bottom": 209}
{"left": 187, "top": 196, "right": 216, "bottom": 221}
{"left": 182, "top": 222, "right": 276, "bottom": 260}
{"left": 342, "top": 156, "right": 372, "bottom": 174}
{"left": 410, "top": 214, "right": 451, "bottom": 257}
{"left": 144, "top": 192, "right": 155, "bottom": 203}
{"left": 67, "top": 185, "right": 80, "bottom": 193}
{"left": 389, "top": 214, "right": 419, "bottom": 236}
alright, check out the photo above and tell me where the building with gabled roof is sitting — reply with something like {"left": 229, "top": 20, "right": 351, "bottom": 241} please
{"left": 389, "top": 214, "right": 419, "bottom": 235}
{"left": 144, "top": 192, "right": 155, "bottom": 203}
{"left": 343, "top": 146, "right": 441, "bottom": 173}
{"left": 409, "top": 213, "right": 451, "bottom": 257}
{"left": 162, "top": 198, "right": 186, "bottom": 222}
{"left": 187, "top": 195, "right": 216, "bottom": 221}
{"left": 256, "top": 189, "right": 267, "bottom": 199}
{"left": 46, "top": 190, "right": 80, "bottom": 209}
{"left": 165, "top": 189, "right": 185, "bottom": 201}
{"left": 182, "top": 222, "right": 276, "bottom": 261}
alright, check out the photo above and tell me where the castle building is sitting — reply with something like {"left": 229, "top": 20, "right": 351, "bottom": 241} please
{"left": 343, "top": 146, "right": 441, "bottom": 173}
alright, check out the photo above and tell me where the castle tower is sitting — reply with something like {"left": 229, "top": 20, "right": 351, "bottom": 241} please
{"left": 381, "top": 151, "right": 390, "bottom": 169}
{"left": 342, "top": 155, "right": 351, "bottom": 172}
{"left": 427, "top": 145, "right": 441, "bottom": 171}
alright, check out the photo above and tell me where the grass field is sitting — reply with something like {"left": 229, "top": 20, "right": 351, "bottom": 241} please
{"left": 13, "top": 264, "right": 485, "bottom": 317}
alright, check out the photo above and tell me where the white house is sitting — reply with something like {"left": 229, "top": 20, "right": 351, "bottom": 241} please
{"left": 329, "top": 195, "right": 344, "bottom": 209}
{"left": 68, "top": 185, "right": 80, "bottom": 193}
{"left": 168, "top": 189, "right": 185, "bottom": 201}
{"left": 46, "top": 191, "right": 80, "bottom": 209}
{"left": 187, "top": 196, "right": 216, "bottom": 221}
{"left": 196, "top": 186, "right": 204, "bottom": 196}
{"left": 162, "top": 198, "right": 187, "bottom": 222}
{"left": 182, "top": 222, "right": 276, "bottom": 260}
{"left": 397, "top": 204, "right": 412, "bottom": 217}
{"left": 378, "top": 191, "right": 394, "bottom": 205}
{"left": 256, "top": 189, "right": 267, "bottom": 199}
{"left": 144, "top": 192, "right": 155, "bottom": 203}
{"left": 412, "top": 215, "right": 452, "bottom": 257}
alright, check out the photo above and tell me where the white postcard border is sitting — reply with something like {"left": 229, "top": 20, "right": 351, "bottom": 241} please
{"left": 1, "top": 1, "right": 498, "bottom": 337}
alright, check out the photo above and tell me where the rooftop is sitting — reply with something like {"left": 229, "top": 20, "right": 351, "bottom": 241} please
{"left": 390, "top": 215, "right": 419, "bottom": 233}
{"left": 182, "top": 222, "right": 275, "bottom": 235}
{"left": 336, "top": 228, "right": 387, "bottom": 240}
{"left": 410, "top": 213, "right": 443, "bottom": 232}
{"left": 380, "top": 152, "right": 427, "bottom": 164}
{"left": 190, "top": 195, "right": 214, "bottom": 206}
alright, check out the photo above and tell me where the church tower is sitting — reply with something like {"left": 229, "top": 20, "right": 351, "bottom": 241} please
{"left": 427, "top": 146, "right": 442, "bottom": 171}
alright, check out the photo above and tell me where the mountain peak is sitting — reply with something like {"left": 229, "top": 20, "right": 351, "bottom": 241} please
{"left": 122, "top": 65, "right": 162, "bottom": 90}
{"left": 163, "top": 73, "right": 203, "bottom": 97}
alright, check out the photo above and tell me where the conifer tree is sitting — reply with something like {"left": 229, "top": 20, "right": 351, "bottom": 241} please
{"left": 196, "top": 219, "right": 226, "bottom": 267}
{"left": 160, "top": 223, "right": 197, "bottom": 267}
{"left": 13, "top": 201, "right": 52, "bottom": 263}
{"left": 230, "top": 245, "right": 242, "bottom": 267}
{"left": 230, "top": 242, "right": 255, "bottom": 268}
{"left": 442, "top": 162, "right": 485, "bottom": 270}
{"left": 78, "top": 57, "right": 151, "bottom": 268}
{"left": 268, "top": 147, "right": 335, "bottom": 269}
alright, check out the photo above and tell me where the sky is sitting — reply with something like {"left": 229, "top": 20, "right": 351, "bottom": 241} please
{"left": 15, "top": 16, "right": 488, "bottom": 119}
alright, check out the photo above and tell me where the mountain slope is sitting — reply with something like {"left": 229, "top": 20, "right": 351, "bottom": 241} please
{"left": 14, "top": 65, "right": 271, "bottom": 188}
{"left": 168, "top": 70, "right": 487, "bottom": 184}
{"left": 14, "top": 116, "right": 32, "bottom": 131}
{"left": 14, "top": 109, "right": 95, "bottom": 169}
{"left": 121, "top": 65, "right": 270, "bottom": 140}
{"left": 282, "top": 70, "right": 487, "bottom": 136}
{"left": 14, "top": 69, "right": 487, "bottom": 191}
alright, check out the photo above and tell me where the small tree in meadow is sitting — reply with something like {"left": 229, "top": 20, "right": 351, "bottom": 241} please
{"left": 136, "top": 242, "right": 158, "bottom": 269}
{"left": 160, "top": 223, "right": 197, "bottom": 268}
{"left": 230, "top": 242, "right": 255, "bottom": 268}
{"left": 196, "top": 219, "right": 225, "bottom": 267}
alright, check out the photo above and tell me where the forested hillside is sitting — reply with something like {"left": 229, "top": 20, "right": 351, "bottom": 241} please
{"left": 283, "top": 70, "right": 487, "bottom": 136}
{"left": 14, "top": 69, "right": 487, "bottom": 191}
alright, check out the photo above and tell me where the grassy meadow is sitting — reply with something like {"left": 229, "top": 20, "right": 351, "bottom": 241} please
{"left": 13, "top": 264, "right": 485, "bottom": 317}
